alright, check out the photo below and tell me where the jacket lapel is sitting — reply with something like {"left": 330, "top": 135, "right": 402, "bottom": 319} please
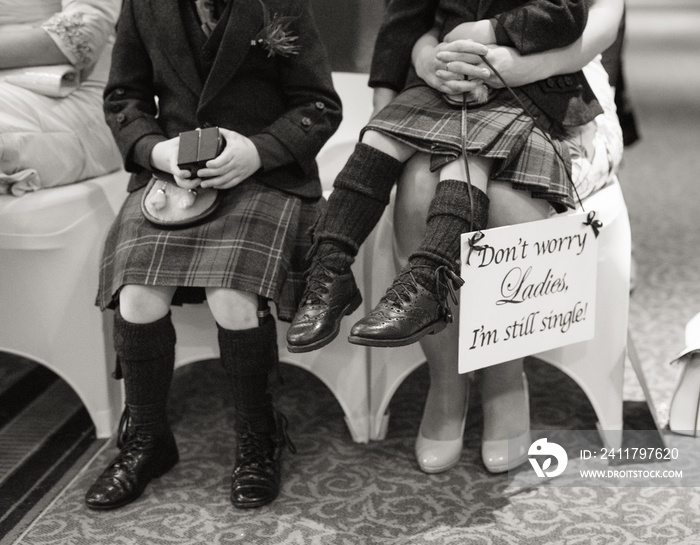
{"left": 149, "top": 0, "right": 203, "bottom": 98}
{"left": 199, "top": 0, "right": 263, "bottom": 109}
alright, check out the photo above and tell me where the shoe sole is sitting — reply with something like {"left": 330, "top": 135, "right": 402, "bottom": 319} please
{"left": 231, "top": 492, "right": 279, "bottom": 509}
{"left": 348, "top": 319, "right": 448, "bottom": 348}
{"left": 286, "top": 291, "right": 363, "bottom": 354}
{"left": 85, "top": 450, "right": 179, "bottom": 510}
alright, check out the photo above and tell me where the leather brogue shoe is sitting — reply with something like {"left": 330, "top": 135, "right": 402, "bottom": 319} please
{"left": 85, "top": 429, "right": 179, "bottom": 510}
{"left": 286, "top": 261, "right": 362, "bottom": 353}
{"left": 349, "top": 265, "right": 462, "bottom": 347}
{"left": 231, "top": 411, "right": 296, "bottom": 509}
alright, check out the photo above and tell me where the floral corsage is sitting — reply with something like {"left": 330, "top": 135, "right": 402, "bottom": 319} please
{"left": 251, "top": 0, "right": 300, "bottom": 58}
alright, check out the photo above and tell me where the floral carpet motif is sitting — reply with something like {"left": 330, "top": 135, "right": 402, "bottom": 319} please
{"left": 14, "top": 358, "right": 700, "bottom": 545}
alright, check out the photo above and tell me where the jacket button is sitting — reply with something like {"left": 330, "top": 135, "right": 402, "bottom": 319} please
{"left": 301, "top": 117, "right": 312, "bottom": 127}
{"left": 546, "top": 77, "right": 556, "bottom": 88}
{"left": 115, "top": 88, "right": 125, "bottom": 96}
{"left": 564, "top": 76, "right": 574, "bottom": 86}
{"left": 315, "top": 101, "right": 325, "bottom": 110}
{"left": 116, "top": 113, "right": 126, "bottom": 123}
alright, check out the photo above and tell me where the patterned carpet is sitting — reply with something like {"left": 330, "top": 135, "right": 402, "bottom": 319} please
{"left": 12, "top": 358, "right": 700, "bottom": 545}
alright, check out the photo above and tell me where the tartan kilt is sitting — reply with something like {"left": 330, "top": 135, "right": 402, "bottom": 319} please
{"left": 365, "top": 85, "right": 575, "bottom": 212}
{"left": 97, "top": 178, "right": 321, "bottom": 322}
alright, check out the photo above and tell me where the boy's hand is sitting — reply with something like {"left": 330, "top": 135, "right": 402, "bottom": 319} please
{"left": 150, "top": 137, "right": 199, "bottom": 189}
{"left": 198, "top": 128, "right": 262, "bottom": 189}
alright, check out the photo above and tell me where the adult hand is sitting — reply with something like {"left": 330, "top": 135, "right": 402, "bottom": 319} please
{"left": 414, "top": 38, "right": 490, "bottom": 97}
{"left": 198, "top": 128, "right": 262, "bottom": 189}
{"left": 436, "top": 42, "right": 543, "bottom": 89}
{"left": 150, "top": 137, "right": 199, "bottom": 189}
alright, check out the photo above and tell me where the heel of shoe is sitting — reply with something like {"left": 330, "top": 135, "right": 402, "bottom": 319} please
{"left": 153, "top": 440, "right": 180, "bottom": 478}
{"left": 668, "top": 354, "right": 700, "bottom": 436}
{"left": 344, "top": 289, "right": 362, "bottom": 317}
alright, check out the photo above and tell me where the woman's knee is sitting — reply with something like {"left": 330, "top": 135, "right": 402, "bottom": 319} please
{"left": 393, "top": 154, "right": 439, "bottom": 265}
{"left": 206, "top": 288, "right": 259, "bottom": 330}
{"left": 487, "top": 181, "right": 552, "bottom": 228}
{"left": 119, "top": 285, "right": 176, "bottom": 323}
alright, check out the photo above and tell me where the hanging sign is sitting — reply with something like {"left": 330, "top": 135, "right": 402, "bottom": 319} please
{"left": 458, "top": 211, "right": 600, "bottom": 373}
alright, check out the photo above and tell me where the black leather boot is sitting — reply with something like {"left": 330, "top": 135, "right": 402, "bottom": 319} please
{"left": 286, "top": 259, "right": 362, "bottom": 352}
{"left": 287, "top": 143, "right": 402, "bottom": 353}
{"left": 218, "top": 313, "right": 295, "bottom": 509}
{"left": 349, "top": 265, "right": 464, "bottom": 347}
{"left": 85, "top": 311, "right": 177, "bottom": 510}
{"left": 85, "top": 405, "right": 179, "bottom": 510}
{"left": 230, "top": 410, "right": 296, "bottom": 509}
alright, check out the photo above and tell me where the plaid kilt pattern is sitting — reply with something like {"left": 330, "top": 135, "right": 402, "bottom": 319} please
{"left": 365, "top": 85, "right": 575, "bottom": 212}
{"left": 97, "top": 178, "right": 320, "bottom": 322}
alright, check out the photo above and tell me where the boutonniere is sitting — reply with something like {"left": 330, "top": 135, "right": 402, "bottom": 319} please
{"left": 251, "top": 0, "right": 301, "bottom": 58}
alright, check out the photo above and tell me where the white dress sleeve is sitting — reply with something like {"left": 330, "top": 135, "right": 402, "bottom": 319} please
{"left": 41, "top": 0, "right": 121, "bottom": 71}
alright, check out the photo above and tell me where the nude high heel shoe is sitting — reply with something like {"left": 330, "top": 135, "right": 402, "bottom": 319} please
{"left": 415, "top": 390, "right": 469, "bottom": 474}
{"left": 481, "top": 372, "right": 531, "bottom": 474}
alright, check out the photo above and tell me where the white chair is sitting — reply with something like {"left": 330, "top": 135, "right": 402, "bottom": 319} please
{"left": 0, "top": 73, "right": 375, "bottom": 443}
{"left": 366, "top": 180, "right": 632, "bottom": 447}
{"left": 0, "top": 171, "right": 129, "bottom": 438}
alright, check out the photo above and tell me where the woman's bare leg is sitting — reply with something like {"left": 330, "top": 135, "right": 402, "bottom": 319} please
{"left": 394, "top": 154, "right": 468, "bottom": 441}
{"left": 394, "top": 161, "right": 553, "bottom": 467}
{"left": 479, "top": 180, "right": 552, "bottom": 470}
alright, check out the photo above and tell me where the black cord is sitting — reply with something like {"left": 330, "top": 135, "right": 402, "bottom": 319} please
{"left": 475, "top": 54, "right": 585, "bottom": 211}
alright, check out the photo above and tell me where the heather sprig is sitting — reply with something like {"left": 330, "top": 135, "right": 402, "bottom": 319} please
{"left": 252, "top": 0, "right": 300, "bottom": 58}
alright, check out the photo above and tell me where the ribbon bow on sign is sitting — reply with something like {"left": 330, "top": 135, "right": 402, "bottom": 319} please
{"left": 583, "top": 211, "right": 603, "bottom": 238}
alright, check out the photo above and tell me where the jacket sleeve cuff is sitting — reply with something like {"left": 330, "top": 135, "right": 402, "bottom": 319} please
{"left": 491, "top": 17, "right": 514, "bottom": 47}
{"left": 249, "top": 133, "right": 295, "bottom": 172}
{"left": 129, "top": 134, "right": 167, "bottom": 171}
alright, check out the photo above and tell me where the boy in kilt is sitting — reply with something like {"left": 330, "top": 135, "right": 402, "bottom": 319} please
{"left": 286, "top": 0, "right": 604, "bottom": 352}
{"left": 84, "top": 0, "right": 341, "bottom": 510}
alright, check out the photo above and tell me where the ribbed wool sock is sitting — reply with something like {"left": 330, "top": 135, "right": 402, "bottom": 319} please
{"left": 217, "top": 314, "right": 278, "bottom": 434}
{"left": 113, "top": 310, "right": 176, "bottom": 436}
{"left": 409, "top": 179, "right": 490, "bottom": 293}
{"left": 314, "top": 142, "right": 404, "bottom": 273}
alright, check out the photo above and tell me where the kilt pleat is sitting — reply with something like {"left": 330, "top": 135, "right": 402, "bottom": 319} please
{"left": 365, "top": 85, "right": 574, "bottom": 211}
{"left": 97, "top": 178, "right": 320, "bottom": 322}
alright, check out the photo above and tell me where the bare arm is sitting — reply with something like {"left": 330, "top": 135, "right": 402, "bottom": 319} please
{"left": 418, "top": 0, "right": 624, "bottom": 93}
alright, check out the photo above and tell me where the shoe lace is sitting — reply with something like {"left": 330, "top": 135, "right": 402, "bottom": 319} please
{"left": 109, "top": 408, "right": 156, "bottom": 476}
{"left": 236, "top": 411, "right": 297, "bottom": 468}
{"left": 383, "top": 265, "right": 465, "bottom": 320}
{"left": 383, "top": 266, "right": 427, "bottom": 305}
{"left": 434, "top": 265, "right": 465, "bottom": 324}
{"left": 300, "top": 260, "right": 333, "bottom": 305}
{"left": 434, "top": 265, "right": 465, "bottom": 307}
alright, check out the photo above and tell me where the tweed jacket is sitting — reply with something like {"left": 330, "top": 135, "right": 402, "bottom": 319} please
{"left": 104, "top": 0, "right": 342, "bottom": 198}
{"left": 369, "top": 0, "right": 602, "bottom": 127}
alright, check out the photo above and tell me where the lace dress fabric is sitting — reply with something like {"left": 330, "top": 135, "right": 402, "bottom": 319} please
{"left": 563, "top": 55, "right": 624, "bottom": 201}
